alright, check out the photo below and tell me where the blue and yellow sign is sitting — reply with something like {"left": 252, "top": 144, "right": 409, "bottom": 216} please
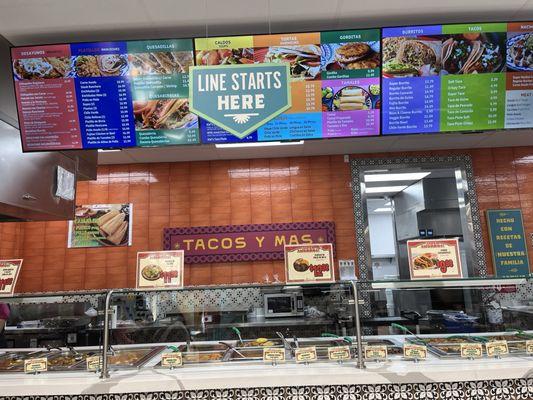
{"left": 486, "top": 209, "right": 530, "bottom": 277}
{"left": 189, "top": 63, "right": 291, "bottom": 139}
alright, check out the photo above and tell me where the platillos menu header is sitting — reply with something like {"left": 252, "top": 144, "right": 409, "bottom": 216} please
{"left": 382, "top": 22, "right": 533, "bottom": 134}
{"left": 12, "top": 39, "right": 199, "bottom": 151}
{"left": 195, "top": 29, "right": 381, "bottom": 143}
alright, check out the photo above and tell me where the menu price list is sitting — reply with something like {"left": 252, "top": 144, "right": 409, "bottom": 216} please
{"left": 75, "top": 77, "right": 135, "bottom": 149}
{"left": 16, "top": 79, "right": 83, "bottom": 150}
{"left": 383, "top": 77, "right": 440, "bottom": 134}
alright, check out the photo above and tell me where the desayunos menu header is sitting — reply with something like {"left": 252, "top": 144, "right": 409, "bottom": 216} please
{"left": 12, "top": 39, "right": 199, "bottom": 151}
{"left": 382, "top": 22, "right": 533, "bottom": 135}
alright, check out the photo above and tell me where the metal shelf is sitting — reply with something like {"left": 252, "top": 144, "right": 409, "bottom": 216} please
{"left": 368, "top": 278, "right": 528, "bottom": 289}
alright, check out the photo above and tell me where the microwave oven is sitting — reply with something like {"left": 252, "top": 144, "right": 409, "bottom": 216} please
{"left": 263, "top": 293, "right": 304, "bottom": 318}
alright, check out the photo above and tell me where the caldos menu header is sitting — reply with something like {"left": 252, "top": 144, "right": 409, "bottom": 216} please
{"left": 189, "top": 64, "right": 291, "bottom": 138}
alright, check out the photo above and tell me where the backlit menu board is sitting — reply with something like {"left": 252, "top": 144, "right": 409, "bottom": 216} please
{"left": 382, "top": 22, "right": 533, "bottom": 134}
{"left": 12, "top": 39, "right": 199, "bottom": 151}
{"left": 195, "top": 30, "right": 381, "bottom": 143}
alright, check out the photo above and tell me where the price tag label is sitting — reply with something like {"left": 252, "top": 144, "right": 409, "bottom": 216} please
{"left": 86, "top": 356, "right": 101, "bottom": 372}
{"left": 364, "top": 345, "right": 387, "bottom": 361}
{"left": 460, "top": 343, "right": 483, "bottom": 358}
{"left": 327, "top": 346, "right": 351, "bottom": 361}
{"left": 263, "top": 348, "right": 285, "bottom": 363}
{"left": 526, "top": 340, "right": 533, "bottom": 355}
{"left": 403, "top": 344, "right": 427, "bottom": 360}
{"left": 485, "top": 341, "right": 509, "bottom": 358}
{"left": 161, "top": 352, "right": 183, "bottom": 368}
{"left": 24, "top": 358, "right": 48, "bottom": 374}
{"left": 294, "top": 347, "right": 317, "bottom": 363}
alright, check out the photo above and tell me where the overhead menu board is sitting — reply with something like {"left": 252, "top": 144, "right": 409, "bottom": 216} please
{"left": 382, "top": 22, "right": 533, "bottom": 134}
{"left": 12, "top": 39, "right": 199, "bottom": 151}
{"left": 195, "top": 30, "right": 381, "bottom": 143}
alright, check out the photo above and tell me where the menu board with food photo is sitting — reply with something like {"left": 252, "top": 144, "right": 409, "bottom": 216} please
{"left": 382, "top": 22, "right": 533, "bottom": 135}
{"left": 284, "top": 243, "right": 334, "bottom": 283}
{"left": 196, "top": 29, "right": 380, "bottom": 144}
{"left": 407, "top": 238, "right": 463, "bottom": 279}
{"left": 0, "top": 259, "right": 23, "bottom": 296}
{"left": 68, "top": 204, "right": 132, "bottom": 248}
{"left": 136, "top": 250, "right": 184, "bottom": 290}
{"left": 12, "top": 39, "right": 198, "bottom": 152}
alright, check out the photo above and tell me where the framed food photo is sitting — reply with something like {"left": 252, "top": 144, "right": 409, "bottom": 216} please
{"left": 407, "top": 238, "right": 463, "bottom": 280}
{"left": 284, "top": 243, "right": 335, "bottom": 284}
{"left": 136, "top": 251, "right": 184, "bottom": 290}
{"left": 68, "top": 204, "right": 133, "bottom": 248}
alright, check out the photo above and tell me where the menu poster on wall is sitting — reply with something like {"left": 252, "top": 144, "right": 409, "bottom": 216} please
{"left": 284, "top": 243, "right": 335, "bottom": 284}
{"left": 382, "top": 22, "right": 533, "bottom": 135}
{"left": 12, "top": 39, "right": 199, "bottom": 151}
{"left": 407, "top": 238, "right": 463, "bottom": 279}
{"left": 136, "top": 250, "right": 184, "bottom": 290}
{"left": 68, "top": 204, "right": 132, "bottom": 248}
{"left": 0, "top": 259, "right": 23, "bottom": 296}
{"left": 195, "top": 29, "right": 381, "bottom": 143}
{"left": 486, "top": 209, "right": 530, "bottom": 277}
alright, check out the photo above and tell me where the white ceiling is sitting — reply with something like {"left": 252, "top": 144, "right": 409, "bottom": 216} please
{"left": 1, "top": 0, "right": 532, "bottom": 165}
{"left": 0, "top": 0, "right": 531, "bottom": 46}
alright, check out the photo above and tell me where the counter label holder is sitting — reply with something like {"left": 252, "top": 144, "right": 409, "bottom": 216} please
{"left": 364, "top": 345, "right": 388, "bottom": 362}
{"left": 263, "top": 348, "right": 286, "bottom": 365}
{"left": 24, "top": 357, "right": 48, "bottom": 374}
{"left": 86, "top": 356, "right": 102, "bottom": 372}
{"left": 460, "top": 343, "right": 483, "bottom": 359}
{"left": 295, "top": 347, "right": 317, "bottom": 363}
{"left": 526, "top": 340, "right": 533, "bottom": 355}
{"left": 327, "top": 346, "right": 351, "bottom": 362}
{"left": 403, "top": 344, "right": 428, "bottom": 362}
{"left": 161, "top": 352, "right": 183, "bottom": 368}
{"left": 485, "top": 341, "right": 509, "bottom": 358}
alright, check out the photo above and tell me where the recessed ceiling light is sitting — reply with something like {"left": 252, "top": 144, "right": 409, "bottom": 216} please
{"left": 364, "top": 172, "right": 430, "bottom": 182}
{"left": 215, "top": 141, "right": 304, "bottom": 148}
{"left": 366, "top": 185, "right": 407, "bottom": 194}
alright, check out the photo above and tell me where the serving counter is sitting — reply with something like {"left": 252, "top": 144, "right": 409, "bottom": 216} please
{"left": 0, "top": 338, "right": 532, "bottom": 399}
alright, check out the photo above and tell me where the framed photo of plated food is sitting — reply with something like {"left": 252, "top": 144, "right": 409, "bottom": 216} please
{"left": 0, "top": 259, "right": 23, "bottom": 297}
{"left": 407, "top": 238, "right": 463, "bottom": 280}
{"left": 67, "top": 204, "right": 132, "bottom": 248}
{"left": 136, "top": 250, "right": 184, "bottom": 290}
{"left": 284, "top": 243, "right": 335, "bottom": 284}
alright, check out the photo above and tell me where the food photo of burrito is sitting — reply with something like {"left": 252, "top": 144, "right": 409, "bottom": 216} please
{"left": 382, "top": 37, "right": 440, "bottom": 77}
{"left": 69, "top": 204, "right": 132, "bottom": 248}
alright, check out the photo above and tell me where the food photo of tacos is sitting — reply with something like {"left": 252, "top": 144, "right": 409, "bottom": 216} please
{"left": 441, "top": 33, "right": 504, "bottom": 74}
{"left": 412, "top": 253, "right": 438, "bottom": 270}
{"left": 133, "top": 99, "right": 197, "bottom": 131}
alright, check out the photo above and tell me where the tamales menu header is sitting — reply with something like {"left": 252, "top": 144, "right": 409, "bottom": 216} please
{"left": 10, "top": 21, "right": 533, "bottom": 151}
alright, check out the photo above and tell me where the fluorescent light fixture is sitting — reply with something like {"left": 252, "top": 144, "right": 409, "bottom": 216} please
{"left": 366, "top": 185, "right": 407, "bottom": 194}
{"left": 384, "top": 201, "right": 391, "bottom": 206}
{"left": 374, "top": 207, "right": 392, "bottom": 212}
{"left": 98, "top": 149, "right": 122, "bottom": 153}
{"left": 364, "top": 172, "right": 430, "bottom": 182}
{"left": 216, "top": 141, "right": 304, "bottom": 148}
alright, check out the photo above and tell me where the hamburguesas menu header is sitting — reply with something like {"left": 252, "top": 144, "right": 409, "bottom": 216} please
{"left": 10, "top": 21, "right": 533, "bottom": 152}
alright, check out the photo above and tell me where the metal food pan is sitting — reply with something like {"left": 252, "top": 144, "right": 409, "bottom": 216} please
{"left": 108, "top": 347, "right": 164, "bottom": 369}
{"left": 0, "top": 351, "right": 46, "bottom": 372}
{"left": 238, "top": 339, "right": 284, "bottom": 349}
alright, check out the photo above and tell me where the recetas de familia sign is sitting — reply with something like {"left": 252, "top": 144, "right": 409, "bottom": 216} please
{"left": 189, "top": 63, "right": 291, "bottom": 138}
